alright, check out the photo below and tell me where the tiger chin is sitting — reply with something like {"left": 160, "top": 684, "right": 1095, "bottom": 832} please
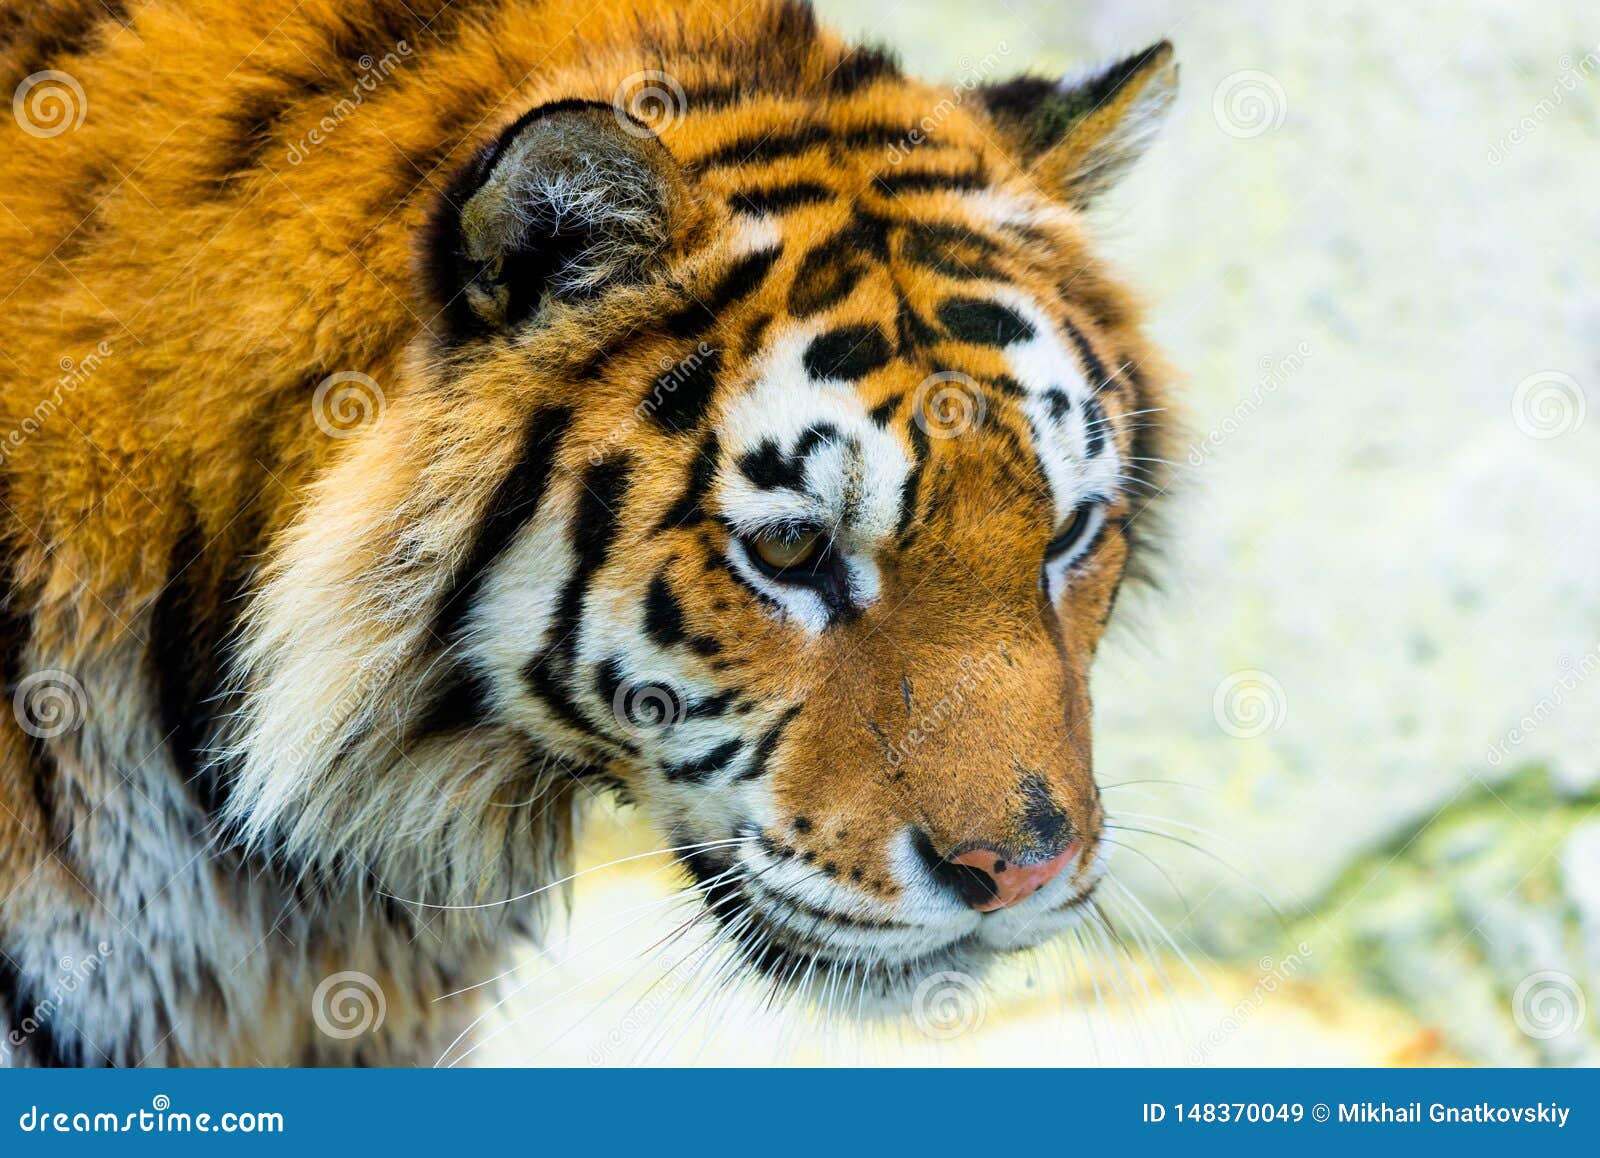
{"left": 0, "top": 0, "right": 1177, "bottom": 1066}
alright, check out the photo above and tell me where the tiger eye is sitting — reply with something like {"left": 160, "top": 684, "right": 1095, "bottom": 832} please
{"left": 1045, "top": 504, "right": 1096, "bottom": 562}
{"left": 752, "top": 529, "right": 823, "bottom": 571}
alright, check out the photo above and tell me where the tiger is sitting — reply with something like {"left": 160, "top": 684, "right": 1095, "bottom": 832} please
{"left": 0, "top": 0, "right": 1178, "bottom": 1066}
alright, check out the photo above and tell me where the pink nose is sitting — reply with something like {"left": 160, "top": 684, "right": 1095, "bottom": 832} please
{"left": 947, "top": 843, "right": 1081, "bottom": 911}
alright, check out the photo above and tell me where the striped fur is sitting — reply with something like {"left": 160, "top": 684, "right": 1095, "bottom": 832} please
{"left": 0, "top": 0, "right": 1177, "bottom": 1065}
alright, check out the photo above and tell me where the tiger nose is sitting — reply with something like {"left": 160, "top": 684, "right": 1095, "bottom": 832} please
{"left": 946, "top": 843, "right": 1081, "bottom": 911}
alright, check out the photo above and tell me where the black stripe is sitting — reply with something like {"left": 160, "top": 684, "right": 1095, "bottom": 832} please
{"left": 655, "top": 433, "right": 720, "bottom": 532}
{"left": 1126, "top": 365, "right": 1164, "bottom": 503}
{"left": 0, "top": 950, "right": 20, "bottom": 1044}
{"left": 429, "top": 406, "right": 573, "bottom": 646}
{"left": 0, "top": 519, "right": 67, "bottom": 847}
{"left": 937, "top": 297, "right": 1035, "bottom": 346}
{"left": 0, "top": 0, "right": 128, "bottom": 89}
{"left": 738, "top": 441, "right": 801, "bottom": 492}
{"left": 665, "top": 738, "right": 742, "bottom": 783}
{"left": 694, "top": 124, "right": 832, "bottom": 169}
{"left": 993, "top": 375, "right": 1029, "bottom": 400}
{"left": 736, "top": 704, "right": 802, "bottom": 781}
{"left": 839, "top": 209, "right": 893, "bottom": 261}
{"left": 412, "top": 666, "right": 493, "bottom": 738}
{"left": 802, "top": 325, "right": 893, "bottom": 381}
{"left": 149, "top": 511, "right": 219, "bottom": 804}
{"left": 868, "top": 393, "right": 903, "bottom": 426}
{"left": 825, "top": 44, "right": 901, "bottom": 95}
{"left": 1061, "top": 316, "right": 1114, "bottom": 393}
{"left": 787, "top": 213, "right": 892, "bottom": 318}
{"left": 989, "top": 413, "right": 1049, "bottom": 505}
{"left": 2, "top": 960, "right": 81, "bottom": 1067}
{"left": 767, "top": 0, "right": 820, "bottom": 54}
{"left": 894, "top": 293, "right": 941, "bottom": 352}
{"left": 873, "top": 166, "right": 987, "bottom": 197}
{"left": 25, "top": 1014, "right": 82, "bottom": 1068}
{"left": 922, "top": 454, "right": 967, "bottom": 527}
{"left": 644, "top": 571, "right": 686, "bottom": 648}
{"left": 678, "top": 80, "right": 759, "bottom": 111}
{"left": 730, "top": 182, "right": 834, "bottom": 216}
{"left": 209, "top": 0, "right": 485, "bottom": 185}
{"left": 896, "top": 418, "right": 931, "bottom": 537}
{"left": 26, "top": 737, "right": 71, "bottom": 849}
{"left": 520, "top": 457, "right": 632, "bottom": 744}
{"left": 685, "top": 687, "right": 737, "bottom": 719}
{"left": 1081, "top": 394, "right": 1109, "bottom": 458}
{"left": 694, "top": 123, "right": 922, "bottom": 170}
{"left": 737, "top": 425, "right": 838, "bottom": 492}
{"left": 591, "top": 657, "right": 629, "bottom": 723}
{"left": 834, "top": 124, "right": 933, "bottom": 153}
{"left": 905, "top": 220, "right": 1000, "bottom": 252}
{"left": 788, "top": 249, "right": 866, "bottom": 318}
{"left": 648, "top": 346, "right": 723, "bottom": 434}
{"left": 663, "top": 247, "right": 782, "bottom": 341}
{"left": 737, "top": 311, "right": 774, "bottom": 359}
{"left": 212, "top": 86, "right": 298, "bottom": 187}
{"left": 522, "top": 655, "right": 634, "bottom": 754}
{"left": 718, "top": 554, "right": 786, "bottom": 616}
{"left": 901, "top": 221, "right": 1005, "bottom": 280}
{"left": 565, "top": 458, "right": 631, "bottom": 601}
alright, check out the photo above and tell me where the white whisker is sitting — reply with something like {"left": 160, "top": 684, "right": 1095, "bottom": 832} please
{"left": 385, "top": 836, "right": 754, "bottom": 911}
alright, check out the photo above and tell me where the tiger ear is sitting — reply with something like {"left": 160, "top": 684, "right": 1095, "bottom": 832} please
{"left": 978, "top": 42, "right": 1177, "bottom": 209}
{"left": 424, "top": 100, "right": 688, "bottom": 338}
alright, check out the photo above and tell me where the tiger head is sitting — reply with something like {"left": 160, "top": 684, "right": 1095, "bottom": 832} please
{"left": 227, "top": 25, "right": 1177, "bottom": 1003}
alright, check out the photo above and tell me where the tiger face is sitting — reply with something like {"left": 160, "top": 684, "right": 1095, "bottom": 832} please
{"left": 228, "top": 35, "right": 1177, "bottom": 1004}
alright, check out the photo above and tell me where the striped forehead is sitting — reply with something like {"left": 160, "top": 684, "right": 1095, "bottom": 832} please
{"left": 985, "top": 289, "right": 1126, "bottom": 521}
{"left": 711, "top": 289, "right": 1122, "bottom": 540}
{"left": 716, "top": 318, "right": 910, "bottom": 542}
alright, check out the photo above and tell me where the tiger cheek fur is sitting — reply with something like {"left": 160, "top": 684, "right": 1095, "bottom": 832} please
{"left": 0, "top": 0, "right": 1175, "bottom": 1063}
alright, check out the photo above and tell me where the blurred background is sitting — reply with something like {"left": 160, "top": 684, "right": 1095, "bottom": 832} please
{"left": 470, "top": 0, "right": 1600, "bottom": 1066}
